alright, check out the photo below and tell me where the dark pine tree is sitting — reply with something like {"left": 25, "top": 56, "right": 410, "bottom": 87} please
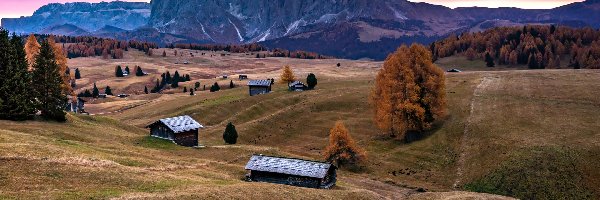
{"left": 223, "top": 122, "right": 238, "bottom": 144}
{"left": 165, "top": 71, "right": 172, "bottom": 84}
{"left": 306, "top": 73, "right": 317, "bottom": 89}
{"left": 144, "top": 85, "right": 148, "bottom": 94}
{"left": 105, "top": 86, "right": 113, "bottom": 96}
{"left": 171, "top": 71, "right": 180, "bottom": 88}
{"left": 229, "top": 80, "right": 235, "bottom": 88}
{"left": 210, "top": 82, "right": 220, "bottom": 92}
{"left": 190, "top": 88, "right": 195, "bottom": 96}
{"left": 92, "top": 83, "right": 99, "bottom": 98}
{"left": 74, "top": 68, "right": 81, "bottom": 79}
{"left": 31, "top": 41, "right": 67, "bottom": 122}
{"left": 194, "top": 82, "right": 200, "bottom": 90}
{"left": 0, "top": 31, "right": 35, "bottom": 120}
{"left": 183, "top": 87, "right": 187, "bottom": 93}
{"left": 153, "top": 78, "right": 161, "bottom": 93}
{"left": 485, "top": 52, "right": 495, "bottom": 67}
{"left": 136, "top": 66, "right": 144, "bottom": 76}
{"left": 185, "top": 74, "right": 190, "bottom": 82}
{"left": 124, "top": 66, "right": 130, "bottom": 75}
{"left": 203, "top": 85, "right": 206, "bottom": 91}
{"left": 115, "top": 65, "right": 124, "bottom": 77}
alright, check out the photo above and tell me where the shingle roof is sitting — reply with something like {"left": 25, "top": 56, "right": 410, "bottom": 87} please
{"left": 247, "top": 79, "right": 272, "bottom": 86}
{"left": 288, "top": 81, "right": 306, "bottom": 87}
{"left": 245, "top": 155, "right": 333, "bottom": 179}
{"left": 149, "top": 115, "right": 203, "bottom": 133}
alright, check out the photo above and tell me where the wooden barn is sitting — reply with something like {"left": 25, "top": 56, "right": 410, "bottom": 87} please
{"left": 288, "top": 81, "right": 308, "bottom": 91}
{"left": 146, "top": 115, "right": 204, "bottom": 147}
{"left": 247, "top": 79, "right": 273, "bottom": 96}
{"left": 239, "top": 75, "right": 248, "bottom": 80}
{"left": 245, "top": 155, "right": 337, "bottom": 189}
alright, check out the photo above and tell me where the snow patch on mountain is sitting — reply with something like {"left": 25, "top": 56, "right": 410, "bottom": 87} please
{"left": 227, "top": 3, "right": 248, "bottom": 20}
{"left": 229, "top": 18, "right": 244, "bottom": 42}
{"left": 285, "top": 19, "right": 305, "bottom": 36}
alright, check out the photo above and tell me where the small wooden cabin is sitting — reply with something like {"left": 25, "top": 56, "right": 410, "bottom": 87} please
{"left": 288, "top": 81, "right": 308, "bottom": 91}
{"left": 146, "top": 115, "right": 204, "bottom": 147}
{"left": 239, "top": 75, "right": 248, "bottom": 80}
{"left": 245, "top": 155, "right": 337, "bottom": 189}
{"left": 247, "top": 79, "right": 273, "bottom": 96}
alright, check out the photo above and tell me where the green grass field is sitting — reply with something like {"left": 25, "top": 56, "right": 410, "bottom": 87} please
{"left": 1, "top": 52, "right": 599, "bottom": 199}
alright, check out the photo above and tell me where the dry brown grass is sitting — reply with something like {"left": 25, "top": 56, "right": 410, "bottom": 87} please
{"left": 1, "top": 49, "right": 598, "bottom": 199}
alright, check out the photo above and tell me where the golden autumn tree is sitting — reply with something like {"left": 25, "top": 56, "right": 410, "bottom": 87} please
{"left": 25, "top": 34, "right": 41, "bottom": 71}
{"left": 323, "top": 121, "right": 366, "bottom": 167}
{"left": 48, "top": 36, "right": 73, "bottom": 95}
{"left": 370, "top": 44, "right": 447, "bottom": 140}
{"left": 279, "top": 65, "right": 295, "bottom": 83}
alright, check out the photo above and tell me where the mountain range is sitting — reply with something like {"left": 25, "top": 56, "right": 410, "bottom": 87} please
{"left": 3, "top": 0, "right": 600, "bottom": 60}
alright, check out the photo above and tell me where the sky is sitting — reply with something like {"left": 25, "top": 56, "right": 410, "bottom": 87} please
{"left": 0, "top": 0, "right": 586, "bottom": 25}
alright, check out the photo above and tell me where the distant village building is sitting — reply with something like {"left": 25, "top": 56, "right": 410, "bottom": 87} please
{"left": 245, "top": 155, "right": 337, "bottom": 189}
{"left": 239, "top": 75, "right": 248, "bottom": 80}
{"left": 98, "top": 94, "right": 107, "bottom": 98}
{"left": 146, "top": 115, "right": 204, "bottom": 147}
{"left": 288, "top": 81, "right": 307, "bottom": 91}
{"left": 247, "top": 79, "right": 273, "bottom": 96}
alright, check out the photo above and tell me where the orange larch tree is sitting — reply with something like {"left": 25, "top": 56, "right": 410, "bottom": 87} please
{"left": 24, "top": 34, "right": 41, "bottom": 71}
{"left": 279, "top": 65, "right": 295, "bottom": 83}
{"left": 48, "top": 36, "right": 73, "bottom": 95}
{"left": 370, "top": 44, "right": 447, "bottom": 140}
{"left": 323, "top": 121, "right": 366, "bottom": 167}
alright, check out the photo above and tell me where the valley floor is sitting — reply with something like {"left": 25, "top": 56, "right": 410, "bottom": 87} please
{"left": 1, "top": 51, "right": 599, "bottom": 199}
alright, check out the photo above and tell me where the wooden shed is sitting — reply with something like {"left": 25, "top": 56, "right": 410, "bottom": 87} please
{"left": 247, "top": 79, "right": 273, "bottom": 96}
{"left": 288, "top": 81, "right": 307, "bottom": 91}
{"left": 245, "top": 155, "right": 337, "bottom": 189}
{"left": 146, "top": 115, "right": 204, "bottom": 147}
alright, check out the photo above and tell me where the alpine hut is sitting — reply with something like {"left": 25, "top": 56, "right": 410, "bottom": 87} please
{"left": 247, "top": 79, "right": 273, "bottom": 96}
{"left": 244, "top": 154, "right": 337, "bottom": 189}
{"left": 146, "top": 115, "right": 203, "bottom": 147}
{"left": 288, "top": 81, "right": 308, "bottom": 91}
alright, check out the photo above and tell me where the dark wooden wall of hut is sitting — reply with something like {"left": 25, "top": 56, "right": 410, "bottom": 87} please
{"left": 173, "top": 130, "right": 198, "bottom": 147}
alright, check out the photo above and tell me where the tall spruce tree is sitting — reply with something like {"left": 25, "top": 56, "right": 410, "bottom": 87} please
{"left": 229, "top": 80, "right": 235, "bottom": 88}
{"left": 171, "top": 71, "right": 180, "bottom": 88}
{"left": 31, "top": 41, "right": 67, "bottom": 122}
{"left": 485, "top": 52, "right": 495, "bottom": 67}
{"left": 0, "top": 31, "right": 36, "bottom": 120}
{"left": 144, "top": 85, "right": 149, "bottom": 94}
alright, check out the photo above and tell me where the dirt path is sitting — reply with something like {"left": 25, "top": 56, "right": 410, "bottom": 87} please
{"left": 452, "top": 75, "right": 494, "bottom": 188}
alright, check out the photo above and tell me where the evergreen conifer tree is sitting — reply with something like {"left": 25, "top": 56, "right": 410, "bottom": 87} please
{"left": 190, "top": 88, "right": 195, "bottom": 96}
{"left": 92, "top": 83, "right": 99, "bottom": 98}
{"left": 135, "top": 66, "right": 144, "bottom": 76}
{"left": 115, "top": 65, "right": 124, "bottom": 77}
{"left": 105, "top": 86, "right": 113, "bottom": 96}
{"left": 485, "top": 52, "right": 495, "bottom": 67}
{"left": 306, "top": 73, "right": 317, "bottom": 89}
{"left": 74, "top": 68, "right": 81, "bottom": 79}
{"left": 0, "top": 31, "right": 36, "bottom": 120}
{"left": 171, "top": 71, "right": 180, "bottom": 88}
{"left": 144, "top": 86, "right": 148, "bottom": 94}
{"left": 31, "top": 41, "right": 67, "bottom": 122}
{"left": 223, "top": 122, "right": 238, "bottom": 144}
{"left": 124, "top": 66, "right": 130, "bottom": 75}
{"left": 194, "top": 82, "right": 200, "bottom": 90}
{"left": 229, "top": 80, "right": 235, "bottom": 88}
{"left": 210, "top": 82, "right": 220, "bottom": 92}
{"left": 183, "top": 87, "right": 187, "bottom": 93}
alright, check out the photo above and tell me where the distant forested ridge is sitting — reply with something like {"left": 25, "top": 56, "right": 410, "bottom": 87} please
{"left": 431, "top": 25, "right": 600, "bottom": 69}
{"left": 31, "top": 35, "right": 158, "bottom": 59}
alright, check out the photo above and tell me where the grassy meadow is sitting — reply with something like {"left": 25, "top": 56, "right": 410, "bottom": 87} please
{"left": 0, "top": 51, "right": 599, "bottom": 199}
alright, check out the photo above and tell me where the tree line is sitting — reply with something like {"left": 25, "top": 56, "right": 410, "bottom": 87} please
{"left": 28, "top": 34, "right": 157, "bottom": 60}
{"left": 0, "top": 30, "right": 72, "bottom": 121}
{"left": 150, "top": 70, "right": 191, "bottom": 93}
{"left": 431, "top": 25, "right": 600, "bottom": 69}
{"left": 269, "top": 48, "right": 333, "bottom": 59}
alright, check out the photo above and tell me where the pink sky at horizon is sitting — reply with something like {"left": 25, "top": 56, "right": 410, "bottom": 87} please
{"left": 0, "top": 0, "right": 586, "bottom": 25}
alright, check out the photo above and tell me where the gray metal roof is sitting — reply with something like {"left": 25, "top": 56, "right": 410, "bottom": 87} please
{"left": 247, "top": 79, "right": 272, "bottom": 86}
{"left": 288, "top": 81, "right": 306, "bottom": 87}
{"left": 245, "top": 155, "right": 333, "bottom": 179}
{"left": 151, "top": 115, "right": 203, "bottom": 133}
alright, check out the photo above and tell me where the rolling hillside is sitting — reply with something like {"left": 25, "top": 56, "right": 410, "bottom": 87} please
{"left": 0, "top": 49, "right": 598, "bottom": 199}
